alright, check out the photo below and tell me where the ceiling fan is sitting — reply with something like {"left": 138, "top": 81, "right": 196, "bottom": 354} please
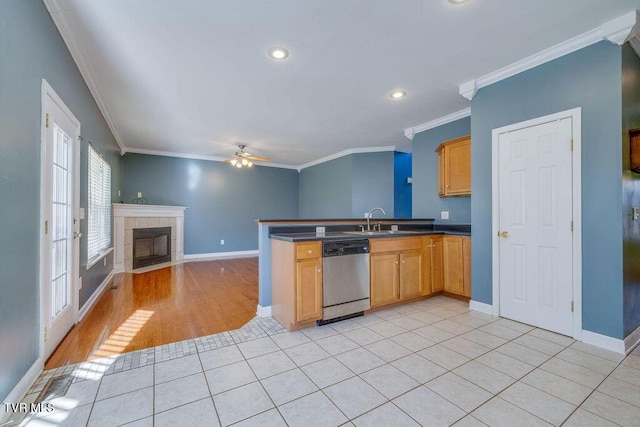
{"left": 223, "top": 145, "right": 271, "bottom": 168}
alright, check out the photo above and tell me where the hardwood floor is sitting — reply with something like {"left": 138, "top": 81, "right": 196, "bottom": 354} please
{"left": 45, "top": 257, "right": 259, "bottom": 370}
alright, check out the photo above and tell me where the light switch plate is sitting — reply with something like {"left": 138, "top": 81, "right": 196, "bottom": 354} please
{"left": 220, "top": 240, "right": 225, "bottom": 245}
{"left": 79, "top": 208, "right": 85, "bottom": 220}
{"left": 316, "top": 227, "right": 326, "bottom": 233}
{"left": 441, "top": 211, "right": 450, "bottom": 220}
{"left": 137, "top": 192, "right": 142, "bottom": 198}
{"left": 391, "top": 225, "right": 399, "bottom": 231}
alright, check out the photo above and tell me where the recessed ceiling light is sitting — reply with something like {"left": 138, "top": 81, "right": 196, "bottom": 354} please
{"left": 389, "top": 90, "right": 407, "bottom": 99}
{"left": 268, "top": 47, "right": 289, "bottom": 60}
{"left": 448, "top": 0, "right": 469, "bottom": 4}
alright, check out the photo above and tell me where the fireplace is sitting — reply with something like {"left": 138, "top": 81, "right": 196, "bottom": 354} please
{"left": 133, "top": 227, "right": 172, "bottom": 269}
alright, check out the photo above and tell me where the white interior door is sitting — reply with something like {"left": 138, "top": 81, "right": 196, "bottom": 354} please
{"left": 498, "top": 117, "right": 574, "bottom": 336}
{"left": 42, "top": 82, "right": 81, "bottom": 359}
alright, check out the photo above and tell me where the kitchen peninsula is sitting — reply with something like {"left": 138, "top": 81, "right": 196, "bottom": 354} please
{"left": 257, "top": 219, "right": 471, "bottom": 331}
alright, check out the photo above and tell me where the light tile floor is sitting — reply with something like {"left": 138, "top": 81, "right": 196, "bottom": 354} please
{"left": 8, "top": 296, "right": 640, "bottom": 426}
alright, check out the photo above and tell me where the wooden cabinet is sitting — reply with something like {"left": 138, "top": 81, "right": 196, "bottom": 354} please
{"left": 370, "top": 253, "right": 400, "bottom": 307}
{"left": 369, "top": 237, "right": 423, "bottom": 308}
{"left": 295, "top": 258, "right": 323, "bottom": 322}
{"left": 436, "top": 135, "right": 471, "bottom": 197}
{"left": 271, "top": 240, "right": 323, "bottom": 330}
{"left": 424, "top": 235, "right": 444, "bottom": 293}
{"left": 442, "top": 236, "right": 471, "bottom": 297}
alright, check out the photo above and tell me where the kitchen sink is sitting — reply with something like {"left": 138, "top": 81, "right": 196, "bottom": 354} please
{"left": 344, "top": 230, "right": 423, "bottom": 236}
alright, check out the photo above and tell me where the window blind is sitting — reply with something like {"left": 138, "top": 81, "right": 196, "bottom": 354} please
{"left": 87, "top": 145, "right": 111, "bottom": 263}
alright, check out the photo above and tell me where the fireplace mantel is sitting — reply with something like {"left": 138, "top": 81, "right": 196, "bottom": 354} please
{"left": 113, "top": 204, "right": 187, "bottom": 273}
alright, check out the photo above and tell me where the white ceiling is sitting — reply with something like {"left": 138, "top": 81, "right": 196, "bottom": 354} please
{"left": 45, "top": 0, "right": 640, "bottom": 168}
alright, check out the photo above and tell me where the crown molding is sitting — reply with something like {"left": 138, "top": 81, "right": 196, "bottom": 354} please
{"left": 459, "top": 10, "right": 640, "bottom": 100}
{"left": 125, "top": 147, "right": 299, "bottom": 170}
{"left": 601, "top": 10, "right": 639, "bottom": 45}
{"left": 404, "top": 108, "right": 471, "bottom": 140}
{"left": 44, "top": 0, "right": 127, "bottom": 154}
{"left": 296, "top": 146, "right": 397, "bottom": 171}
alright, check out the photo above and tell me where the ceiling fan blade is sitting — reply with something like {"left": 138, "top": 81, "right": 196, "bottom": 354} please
{"left": 246, "top": 155, "right": 271, "bottom": 162}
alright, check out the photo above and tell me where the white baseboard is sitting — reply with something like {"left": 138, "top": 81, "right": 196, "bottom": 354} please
{"left": 183, "top": 250, "right": 258, "bottom": 261}
{"left": 624, "top": 324, "right": 640, "bottom": 354}
{"left": 0, "top": 357, "right": 43, "bottom": 423}
{"left": 469, "top": 300, "right": 494, "bottom": 316}
{"left": 582, "top": 329, "right": 625, "bottom": 354}
{"left": 256, "top": 305, "right": 272, "bottom": 317}
{"left": 78, "top": 270, "right": 114, "bottom": 322}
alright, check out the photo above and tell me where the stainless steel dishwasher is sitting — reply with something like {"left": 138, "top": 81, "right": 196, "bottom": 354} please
{"left": 320, "top": 240, "right": 370, "bottom": 324}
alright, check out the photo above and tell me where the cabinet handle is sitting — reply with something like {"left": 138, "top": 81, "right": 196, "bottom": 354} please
{"left": 308, "top": 249, "right": 313, "bottom": 254}
{"left": 395, "top": 260, "right": 399, "bottom": 264}
{"left": 317, "top": 269, "right": 322, "bottom": 273}
{"left": 402, "top": 260, "right": 405, "bottom": 264}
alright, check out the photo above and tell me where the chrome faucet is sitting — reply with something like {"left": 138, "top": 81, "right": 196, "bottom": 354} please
{"left": 366, "top": 207, "right": 386, "bottom": 231}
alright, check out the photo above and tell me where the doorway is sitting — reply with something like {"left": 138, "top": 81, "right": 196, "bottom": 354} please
{"left": 492, "top": 108, "right": 582, "bottom": 338}
{"left": 40, "top": 80, "right": 81, "bottom": 359}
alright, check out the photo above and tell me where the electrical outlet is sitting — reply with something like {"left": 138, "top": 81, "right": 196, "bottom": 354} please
{"left": 316, "top": 227, "right": 326, "bottom": 233}
{"left": 220, "top": 239, "right": 225, "bottom": 245}
{"left": 118, "top": 190, "right": 121, "bottom": 197}
{"left": 441, "top": 211, "right": 450, "bottom": 220}
{"left": 391, "top": 225, "right": 399, "bottom": 231}
{"left": 79, "top": 208, "right": 85, "bottom": 220}
{"left": 137, "top": 192, "right": 142, "bottom": 198}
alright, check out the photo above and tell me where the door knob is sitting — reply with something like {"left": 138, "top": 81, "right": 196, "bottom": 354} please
{"left": 499, "top": 231, "right": 509, "bottom": 238}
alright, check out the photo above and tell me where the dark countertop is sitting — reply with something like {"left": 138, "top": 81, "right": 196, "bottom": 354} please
{"left": 270, "top": 229, "right": 471, "bottom": 242}
{"left": 258, "top": 218, "right": 435, "bottom": 224}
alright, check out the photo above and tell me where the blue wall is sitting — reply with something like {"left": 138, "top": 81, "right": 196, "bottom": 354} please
{"left": 622, "top": 43, "right": 640, "bottom": 337}
{"left": 299, "top": 156, "right": 353, "bottom": 218}
{"left": 0, "top": 0, "right": 121, "bottom": 401}
{"left": 352, "top": 152, "right": 395, "bottom": 218}
{"left": 471, "top": 42, "right": 624, "bottom": 338}
{"left": 412, "top": 117, "right": 471, "bottom": 223}
{"left": 394, "top": 152, "right": 412, "bottom": 218}
{"left": 121, "top": 153, "right": 299, "bottom": 253}
{"left": 299, "top": 152, "right": 395, "bottom": 219}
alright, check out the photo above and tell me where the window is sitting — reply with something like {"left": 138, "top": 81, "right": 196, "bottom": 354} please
{"left": 87, "top": 144, "right": 111, "bottom": 264}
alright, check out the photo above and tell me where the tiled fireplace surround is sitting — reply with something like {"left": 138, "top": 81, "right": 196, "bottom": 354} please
{"left": 113, "top": 204, "right": 187, "bottom": 273}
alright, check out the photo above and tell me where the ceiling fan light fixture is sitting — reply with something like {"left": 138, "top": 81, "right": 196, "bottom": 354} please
{"left": 268, "top": 46, "right": 289, "bottom": 60}
{"left": 242, "top": 158, "right": 248, "bottom": 166}
{"left": 235, "top": 162, "right": 242, "bottom": 168}
{"left": 389, "top": 90, "right": 407, "bottom": 99}
{"left": 230, "top": 159, "right": 237, "bottom": 166}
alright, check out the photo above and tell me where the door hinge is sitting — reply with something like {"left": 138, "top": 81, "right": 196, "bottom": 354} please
{"left": 571, "top": 301, "right": 574, "bottom": 312}
{"left": 571, "top": 220, "right": 573, "bottom": 232}
{"left": 44, "top": 220, "right": 48, "bottom": 234}
{"left": 570, "top": 139, "right": 573, "bottom": 152}
{"left": 45, "top": 113, "right": 49, "bottom": 128}
{"left": 44, "top": 326, "right": 48, "bottom": 342}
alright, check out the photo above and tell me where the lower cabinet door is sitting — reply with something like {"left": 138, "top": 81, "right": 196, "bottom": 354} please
{"left": 431, "top": 237, "right": 444, "bottom": 292}
{"left": 370, "top": 253, "right": 399, "bottom": 307}
{"left": 296, "top": 259, "right": 323, "bottom": 322}
{"left": 399, "top": 250, "right": 422, "bottom": 300}
{"left": 443, "top": 236, "right": 464, "bottom": 295}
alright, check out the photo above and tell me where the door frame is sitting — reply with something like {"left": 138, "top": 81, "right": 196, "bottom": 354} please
{"left": 39, "top": 79, "right": 82, "bottom": 360}
{"left": 491, "top": 107, "right": 582, "bottom": 339}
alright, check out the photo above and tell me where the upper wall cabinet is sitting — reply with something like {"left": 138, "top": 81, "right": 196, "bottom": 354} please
{"left": 436, "top": 135, "right": 471, "bottom": 197}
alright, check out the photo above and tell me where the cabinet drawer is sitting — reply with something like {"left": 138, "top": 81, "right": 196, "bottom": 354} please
{"left": 370, "top": 237, "right": 422, "bottom": 254}
{"left": 295, "top": 242, "right": 322, "bottom": 260}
